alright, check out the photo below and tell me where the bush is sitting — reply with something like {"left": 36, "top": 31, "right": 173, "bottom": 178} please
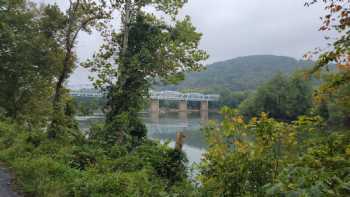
{"left": 0, "top": 120, "right": 193, "bottom": 196}
{"left": 12, "top": 156, "right": 80, "bottom": 196}
{"left": 70, "top": 169, "right": 169, "bottom": 197}
{"left": 199, "top": 108, "right": 350, "bottom": 196}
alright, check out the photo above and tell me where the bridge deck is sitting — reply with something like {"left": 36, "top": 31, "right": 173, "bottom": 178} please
{"left": 70, "top": 90, "right": 220, "bottom": 101}
{"left": 149, "top": 91, "right": 219, "bottom": 101}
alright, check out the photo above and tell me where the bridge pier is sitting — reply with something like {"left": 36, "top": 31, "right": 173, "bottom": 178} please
{"left": 200, "top": 101, "right": 209, "bottom": 111}
{"left": 178, "top": 100, "right": 188, "bottom": 112}
{"left": 149, "top": 99, "right": 160, "bottom": 113}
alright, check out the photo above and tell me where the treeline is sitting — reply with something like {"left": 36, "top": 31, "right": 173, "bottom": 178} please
{"left": 237, "top": 71, "right": 350, "bottom": 127}
{"left": 73, "top": 97, "right": 105, "bottom": 116}
{"left": 1, "top": 0, "right": 350, "bottom": 196}
{"left": 160, "top": 55, "right": 326, "bottom": 109}
{"left": 198, "top": 69, "right": 350, "bottom": 195}
{"left": 159, "top": 55, "right": 315, "bottom": 91}
{"left": 238, "top": 72, "right": 313, "bottom": 121}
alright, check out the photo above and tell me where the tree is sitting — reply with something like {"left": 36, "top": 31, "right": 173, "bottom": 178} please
{"left": 48, "top": 0, "right": 109, "bottom": 139}
{"left": 238, "top": 72, "right": 313, "bottom": 121}
{"left": 315, "top": 73, "right": 350, "bottom": 128}
{"left": 85, "top": 0, "right": 208, "bottom": 146}
{"left": 0, "top": 0, "right": 64, "bottom": 127}
{"left": 305, "top": 0, "right": 350, "bottom": 128}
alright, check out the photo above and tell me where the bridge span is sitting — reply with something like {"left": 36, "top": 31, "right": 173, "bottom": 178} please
{"left": 70, "top": 89, "right": 220, "bottom": 113}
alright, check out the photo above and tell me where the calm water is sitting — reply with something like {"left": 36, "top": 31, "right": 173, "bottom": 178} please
{"left": 77, "top": 112, "right": 221, "bottom": 165}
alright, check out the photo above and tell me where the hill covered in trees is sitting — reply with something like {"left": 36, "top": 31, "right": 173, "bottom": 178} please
{"left": 159, "top": 55, "right": 314, "bottom": 92}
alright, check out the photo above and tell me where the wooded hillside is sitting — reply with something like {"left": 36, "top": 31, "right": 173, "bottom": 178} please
{"left": 160, "top": 55, "right": 314, "bottom": 92}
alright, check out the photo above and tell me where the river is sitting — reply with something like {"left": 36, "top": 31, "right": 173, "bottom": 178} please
{"left": 77, "top": 112, "right": 221, "bottom": 165}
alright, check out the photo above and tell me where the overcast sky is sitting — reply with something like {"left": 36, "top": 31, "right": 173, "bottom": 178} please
{"left": 38, "top": 0, "right": 327, "bottom": 85}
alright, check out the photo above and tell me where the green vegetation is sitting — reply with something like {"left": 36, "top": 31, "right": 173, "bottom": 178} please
{"left": 0, "top": 119, "right": 193, "bottom": 196}
{"left": 160, "top": 55, "right": 314, "bottom": 92}
{"left": 0, "top": 0, "right": 205, "bottom": 196}
{"left": 238, "top": 72, "right": 313, "bottom": 121}
{"left": 0, "top": 0, "right": 62, "bottom": 127}
{"left": 197, "top": 1, "right": 350, "bottom": 196}
{"left": 73, "top": 97, "right": 105, "bottom": 116}
{"left": 315, "top": 74, "right": 350, "bottom": 128}
{"left": 158, "top": 55, "right": 317, "bottom": 108}
{"left": 0, "top": 0, "right": 350, "bottom": 196}
{"left": 199, "top": 110, "right": 350, "bottom": 196}
{"left": 84, "top": 0, "right": 208, "bottom": 147}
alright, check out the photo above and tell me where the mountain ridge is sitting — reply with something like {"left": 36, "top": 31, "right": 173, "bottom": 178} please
{"left": 158, "top": 55, "right": 315, "bottom": 92}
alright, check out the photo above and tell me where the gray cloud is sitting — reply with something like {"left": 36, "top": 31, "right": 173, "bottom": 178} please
{"left": 36, "top": 0, "right": 328, "bottom": 85}
{"left": 179, "top": 0, "right": 326, "bottom": 63}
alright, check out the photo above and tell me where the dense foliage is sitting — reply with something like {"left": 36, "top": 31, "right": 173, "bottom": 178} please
{"left": 1, "top": 0, "right": 350, "bottom": 196}
{"left": 0, "top": 0, "right": 63, "bottom": 126}
{"left": 197, "top": 1, "right": 350, "bottom": 196}
{"left": 84, "top": 0, "right": 208, "bottom": 146}
{"left": 239, "top": 72, "right": 313, "bottom": 121}
{"left": 0, "top": 0, "right": 203, "bottom": 196}
{"left": 157, "top": 55, "right": 317, "bottom": 108}
{"left": 73, "top": 97, "right": 105, "bottom": 116}
{"left": 199, "top": 109, "right": 350, "bottom": 196}
{"left": 305, "top": 0, "right": 350, "bottom": 128}
{"left": 159, "top": 55, "right": 314, "bottom": 92}
{"left": 0, "top": 119, "right": 193, "bottom": 196}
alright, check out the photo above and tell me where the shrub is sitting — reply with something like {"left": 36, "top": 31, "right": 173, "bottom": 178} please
{"left": 0, "top": 120, "right": 194, "bottom": 196}
{"left": 199, "top": 107, "right": 350, "bottom": 196}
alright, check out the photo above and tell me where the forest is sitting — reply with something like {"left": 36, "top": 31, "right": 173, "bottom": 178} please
{"left": 0, "top": 0, "right": 349, "bottom": 196}
{"left": 159, "top": 55, "right": 315, "bottom": 92}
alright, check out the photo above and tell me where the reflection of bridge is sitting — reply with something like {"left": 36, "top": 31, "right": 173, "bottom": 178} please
{"left": 69, "top": 89, "right": 219, "bottom": 113}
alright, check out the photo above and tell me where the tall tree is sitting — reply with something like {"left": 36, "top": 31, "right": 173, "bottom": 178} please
{"left": 85, "top": 0, "right": 208, "bottom": 145}
{"left": 0, "top": 0, "right": 64, "bottom": 127}
{"left": 48, "top": 0, "right": 109, "bottom": 138}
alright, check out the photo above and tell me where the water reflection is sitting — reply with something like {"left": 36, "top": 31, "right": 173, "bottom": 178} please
{"left": 77, "top": 112, "right": 221, "bottom": 164}
{"left": 142, "top": 112, "right": 221, "bottom": 164}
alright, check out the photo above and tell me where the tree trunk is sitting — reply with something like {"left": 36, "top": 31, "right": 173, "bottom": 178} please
{"left": 175, "top": 132, "right": 186, "bottom": 151}
{"left": 121, "top": 0, "right": 131, "bottom": 57}
{"left": 49, "top": 19, "right": 74, "bottom": 138}
{"left": 52, "top": 50, "right": 72, "bottom": 108}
